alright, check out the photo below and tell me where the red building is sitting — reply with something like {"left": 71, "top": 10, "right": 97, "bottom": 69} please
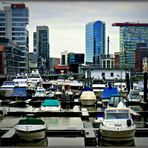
{"left": 54, "top": 65, "right": 71, "bottom": 74}
{"left": 135, "top": 47, "right": 148, "bottom": 72}
{"left": 114, "top": 52, "right": 120, "bottom": 68}
{"left": 0, "top": 45, "right": 5, "bottom": 74}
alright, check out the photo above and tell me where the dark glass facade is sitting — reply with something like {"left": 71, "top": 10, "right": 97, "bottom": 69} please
{"left": 68, "top": 53, "right": 84, "bottom": 65}
{"left": 86, "top": 21, "right": 105, "bottom": 64}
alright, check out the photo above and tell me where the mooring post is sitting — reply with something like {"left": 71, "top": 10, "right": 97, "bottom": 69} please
{"left": 144, "top": 72, "right": 147, "bottom": 103}
{"left": 143, "top": 72, "right": 147, "bottom": 123}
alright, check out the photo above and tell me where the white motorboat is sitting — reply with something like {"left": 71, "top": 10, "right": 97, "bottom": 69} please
{"left": 27, "top": 70, "right": 43, "bottom": 91}
{"left": 92, "top": 79, "right": 106, "bottom": 93}
{"left": 28, "top": 70, "right": 43, "bottom": 84}
{"left": 13, "top": 73, "right": 28, "bottom": 88}
{"left": 127, "top": 89, "right": 142, "bottom": 102}
{"left": 0, "top": 81, "right": 16, "bottom": 97}
{"left": 40, "top": 99, "right": 62, "bottom": 112}
{"left": 80, "top": 90, "right": 96, "bottom": 106}
{"left": 15, "top": 117, "right": 47, "bottom": 141}
{"left": 46, "top": 90, "right": 55, "bottom": 97}
{"left": 54, "top": 89, "right": 63, "bottom": 96}
{"left": 100, "top": 107, "right": 136, "bottom": 141}
{"left": 33, "top": 86, "right": 47, "bottom": 98}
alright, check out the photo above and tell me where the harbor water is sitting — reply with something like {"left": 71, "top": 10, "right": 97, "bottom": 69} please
{"left": 0, "top": 105, "right": 148, "bottom": 147}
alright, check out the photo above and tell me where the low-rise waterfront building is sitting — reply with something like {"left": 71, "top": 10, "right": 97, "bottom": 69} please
{"left": 79, "top": 64, "right": 127, "bottom": 81}
{"left": 0, "top": 38, "right": 21, "bottom": 76}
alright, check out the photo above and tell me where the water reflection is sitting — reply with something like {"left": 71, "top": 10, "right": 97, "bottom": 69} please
{"left": 16, "top": 138, "right": 48, "bottom": 147}
{"left": 100, "top": 139, "right": 135, "bottom": 147}
{"left": 82, "top": 105, "right": 97, "bottom": 111}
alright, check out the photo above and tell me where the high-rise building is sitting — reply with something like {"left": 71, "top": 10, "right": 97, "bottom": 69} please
{"left": 33, "top": 32, "right": 37, "bottom": 52}
{"left": 112, "top": 22, "right": 148, "bottom": 69}
{"left": 86, "top": 20, "right": 105, "bottom": 64}
{"left": 135, "top": 43, "right": 148, "bottom": 72}
{"left": 0, "top": 3, "right": 29, "bottom": 72}
{"left": 34, "top": 26, "right": 50, "bottom": 73}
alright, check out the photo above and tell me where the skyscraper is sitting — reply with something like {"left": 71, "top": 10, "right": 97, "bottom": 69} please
{"left": 112, "top": 22, "right": 148, "bottom": 69}
{"left": 85, "top": 21, "right": 105, "bottom": 65}
{"left": 35, "top": 26, "right": 50, "bottom": 73}
{"left": 0, "top": 3, "right": 29, "bottom": 72}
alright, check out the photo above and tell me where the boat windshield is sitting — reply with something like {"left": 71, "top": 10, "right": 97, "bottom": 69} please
{"left": 3, "top": 81, "right": 15, "bottom": 85}
{"left": 16, "top": 76, "right": 28, "bottom": 79}
{"left": 29, "top": 74, "right": 40, "bottom": 78}
{"left": 106, "top": 113, "right": 129, "bottom": 119}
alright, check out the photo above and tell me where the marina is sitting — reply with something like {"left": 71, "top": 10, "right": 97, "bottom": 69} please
{"left": 0, "top": 101, "right": 148, "bottom": 147}
{"left": 0, "top": 70, "right": 148, "bottom": 147}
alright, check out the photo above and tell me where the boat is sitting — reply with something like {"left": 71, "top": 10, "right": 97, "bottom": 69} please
{"left": 100, "top": 84, "right": 119, "bottom": 106}
{"left": 80, "top": 87, "right": 96, "bottom": 106}
{"left": 13, "top": 73, "right": 28, "bottom": 88}
{"left": 46, "top": 90, "right": 55, "bottom": 98}
{"left": 27, "top": 70, "right": 43, "bottom": 91}
{"left": 33, "top": 86, "right": 47, "bottom": 98}
{"left": 92, "top": 79, "right": 106, "bottom": 93}
{"left": 99, "top": 107, "right": 136, "bottom": 142}
{"left": 107, "top": 94, "right": 127, "bottom": 108}
{"left": 15, "top": 117, "right": 47, "bottom": 141}
{"left": 127, "top": 89, "right": 142, "bottom": 102}
{"left": 40, "top": 99, "right": 62, "bottom": 112}
{"left": 0, "top": 81, "right": 16, "bottom": 97}
{"left": 93, "top": 115, "right": 104, "bottom": 128}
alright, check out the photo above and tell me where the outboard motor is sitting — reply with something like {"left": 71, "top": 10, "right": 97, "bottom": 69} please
{"left": 127, "top": 119, "right": 132, "bottom": 127}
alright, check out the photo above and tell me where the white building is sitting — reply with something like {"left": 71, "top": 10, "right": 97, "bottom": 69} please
{"left": 0, "top": 3, "right": 29, "bottom": 72}
{"left": 79, "top": 65, "right": 128, "bottom": 80}
{"left": 61, "top": 50, "right": 68, "bottom": 66}
{"left": 143, "top": 57, "right": 148, "bottom": 73}
{"left": 90, "top": 69, "right": 127, "bottom": 80}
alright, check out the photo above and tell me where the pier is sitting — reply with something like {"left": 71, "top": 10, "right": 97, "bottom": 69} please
{"left": 1, "top": 127, "right": 148, "bottom": 146}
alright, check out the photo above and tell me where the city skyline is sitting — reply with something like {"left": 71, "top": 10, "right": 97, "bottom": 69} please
{"left": 1, "top": 1, "right": 148, "bottom": 58}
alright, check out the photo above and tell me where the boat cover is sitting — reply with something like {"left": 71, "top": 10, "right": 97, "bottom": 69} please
{"left": 82, "top": 87, "right": 93, "bottom": 91}
{"left": 41, "top": 99, "right": 60, "bottom": 107}
{"left": 11, "top": 87, "right": 27, "bottom": 97}
{"left": 18, "top": 118, "right": 45, "bottom": 125}
{"left": 101, "top": 87, "right": 119, "bottom": 99}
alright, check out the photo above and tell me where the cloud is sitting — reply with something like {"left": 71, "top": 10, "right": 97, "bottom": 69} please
{"left": 25, "top": 1, "right": 148, "bottom": 57}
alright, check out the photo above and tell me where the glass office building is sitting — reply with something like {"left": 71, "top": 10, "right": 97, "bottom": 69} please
{"left": 0, "top": 4, "right": 29, "bottom": 72}
{"left": 113, "top": 22, "right": 148, "bottom": 69}
{"left": 35, "top": 26, "right": 50, "bottom": 73}
{"left": 86, "top": 21, "right": 105, "bottom": 65}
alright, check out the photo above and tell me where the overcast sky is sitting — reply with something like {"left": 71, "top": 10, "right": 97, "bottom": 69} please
{"left": 3, "top": 1, "right": 148, "bottom": 58}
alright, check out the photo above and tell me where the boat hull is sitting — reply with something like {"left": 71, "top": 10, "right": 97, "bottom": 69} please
{"left": 100, "top": 127, "right": 136, "bottom": 141}
{"left": 16, "top": 129, "right": 46, "bottom": 141}
{"left": 40, "top": 106, "right": 61, "bottom": 112}
{"left": 15, "top": 124, "right": 47, "bottom": 141}
{"left": 80, "top": 99, "right": 96, "bottom": 106}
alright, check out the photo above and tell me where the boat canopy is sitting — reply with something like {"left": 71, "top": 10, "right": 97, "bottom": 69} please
{"left": 41, "top": 99, "right": 60, "bottom": 107}
{"left": 101, "top": 87, "right": 119, "bottom": 99}
{"left": 11, "top": 87, "right": 27, "bottom": 97}
{"left": 18, "top": 118, "right": 45, "bottom": 125}
{"left": 82, "top": 87, "right": 93, "bottom": 91}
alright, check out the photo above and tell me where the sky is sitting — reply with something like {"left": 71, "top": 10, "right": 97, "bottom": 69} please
{"left": 2, "top": 1, "right": 148, "bottom": 58}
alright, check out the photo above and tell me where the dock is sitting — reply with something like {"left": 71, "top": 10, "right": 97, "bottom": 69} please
{"left": 1, "top": 127, "right": 148, "bottom": 146}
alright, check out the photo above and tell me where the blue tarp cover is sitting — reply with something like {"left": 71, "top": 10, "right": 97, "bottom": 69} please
{"left": 82, "top": 87, "right": 93, "bottom": 91}
{"left": 101, "top": 87, "right": 119, "bottom": 99}
{"left": 12, "top": 87, "right": 27, "bottom": 97}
